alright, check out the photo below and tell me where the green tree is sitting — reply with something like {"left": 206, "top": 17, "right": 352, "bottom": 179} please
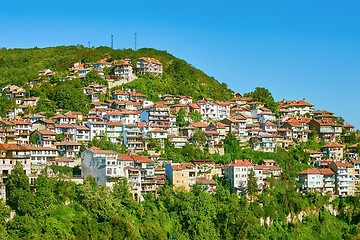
{"left": 55, "top": 133, "right": 65, "bottom": 142}
{"left": 244, "top": 87, "right": 279, "bottom": 116}
{"left": 191, "top": 129, "right": 206, "bottom": 145}
{"left": 5, "top": 162, "right": 31, "bottom": 211}
{"left": 247, "top": 169, "right": 258, "bottom": 198}
{"left": 189, "top": 111, "right": 202, "bottom": 123}
{"left": 29, "top": 133, "right": 39, "bottom": 145}
{"left": 175, "top": 108, "right": 189, "bottom": 127}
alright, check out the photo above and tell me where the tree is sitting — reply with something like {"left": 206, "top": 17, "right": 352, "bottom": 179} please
{"left": 0, "top": 97, "right": 17, "bottom": 117}
{"left": 247, "top": 169, "right": 258, "bottom": 198}
{"left": 56, "top": 133, "right": 65, "bottom": 142}
{"left": 84, "top": 70, "right": 108, "bottom": 86}
{"left": 55, "top": 80, "right": 90, "bottom": 114}
{"left": 224, "top": 133, "right": 240, "bottom": 155}
{"left": 175, "top": 108, "right": 189, "bottom": 127}
{"left": 29, "top": 133, "right": 39, "bottom": 145}
{"left": 5, "top": 162, "right": 31, "bottom": 210}
{"left": 192, "top": 129, "right": 205, "bottom": 145}
{"left": 244, "top": 87, "right": 279, "bottom": 116}
{"left": 189, "top": 111, "right": 202, "bottom": 123}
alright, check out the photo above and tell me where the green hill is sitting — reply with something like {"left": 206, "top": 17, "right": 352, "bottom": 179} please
{"left": 0, "top": 46, "right": 233, "bottom": 101}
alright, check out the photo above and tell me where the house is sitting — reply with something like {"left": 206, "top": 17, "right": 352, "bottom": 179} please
{"left": 165, "top": 163, "right": 196, "bottom": 191}
{"left": 221, "top": 116, "right": 246, "bottom": 141}
{"left": 48, "top": 157, "right": 74, "bottom": 167}
{"left": 224, "top": 159, "right": 264, "bottom": 193}
{"left": 81, "top": 148, "right": 121, "bottom": 187}
{"left": 106, "top": 122, "right": 124, "bottom": 145}
{"left": 196, "top": 178, "right": 217, "bottom": 193}
{"left": 86, "top": 121, "right": 107, "bottom": 140}
{"left": 283, "top": 99, "right": 314, "bottom": 117}
{"left": 298, "top": 168, "right": 335, "bottom": 193}
{"left": 114, "top": 59, "right": 134, "bottom": 80}
{"left": 56, "top": 141, "right": 81, "bottom": 159}
{"left": 0, "top": 143, "right": 31, "bottom": 177}
{"left": 329, "top": 161, "right": 355, "bottom": 196}
{"left": 123, "top": 124, "right": 145, "bottom": 152}
{"left": 179, "top": 96, "right": 193, "bottom": 105}
{"left": 117, "top": 154, "right": 135, "bottom": 177}
{"left": 308, "top": 119, "right": 342, "bottom": 142}
{"left": 32, "top": 129, "right": 57, "bottom": 147}
{"left": 193, "top": 159, "right": 215, "bottom": 179}
{"left": 305, "top": 149, "right": 323, "bottom": 162}
{"left": 254, "top": 160, "right": 282, "bottom": 178}
{"left": 281, "top": 119, "right": 309, "bottom": 142}
{"left": 203, "top": 130, "right": 220, "bottom": 147}
{"left": 28, "top": 146, "right": 58, "bottom": 166}
{"left": 260, "top": 122, "right": 277, "bottom": 133}
{"left": 168, "top": 134, "right": 188, "bottom": 148}
{"left": 112, "top": 90, "right": 130, "bottom": 101}
{"left": 75, "top": 126, "right": 90, "bottom": 142}
{"left": 149, "top": 129, "right": 168, "bottom": 148}
{"left": 22, "top": 97, "right": 40, "bottom": 107}
{"left": 321, "top": 142, "right": 344, "bottom": 160}
{"left": 136, "top": 57, "right": 163, "bottom": 75}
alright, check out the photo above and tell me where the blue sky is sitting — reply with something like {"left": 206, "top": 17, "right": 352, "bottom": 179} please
{"left": 1, "top": 1, "right": 359, "bottom": 128}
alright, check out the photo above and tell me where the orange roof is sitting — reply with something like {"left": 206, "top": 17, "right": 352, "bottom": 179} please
{"left": 137, "top": 57, "right": 162, "bottom": 65}
{"left": 118, "top": 154, "right": 134, "bottom": 161}
{"left": 225, "top": 159, "right": 253, "bottom": 167}
{"left": 321, "top": 142, "right": 344, "bottom": 148}
{"left": 287, "top": 100, "right": 314, "bottom": 107}
{"left": 37, "top": 130, "right": 56, "bottom": 135}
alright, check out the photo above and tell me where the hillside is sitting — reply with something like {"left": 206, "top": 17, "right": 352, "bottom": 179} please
{"left": 0, "top": 46, "right": 233, "bottom": 101}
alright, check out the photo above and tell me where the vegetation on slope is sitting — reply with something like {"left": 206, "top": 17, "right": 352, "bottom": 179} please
{"left": 0, "top": 46, "right": 233, "bottom": 101}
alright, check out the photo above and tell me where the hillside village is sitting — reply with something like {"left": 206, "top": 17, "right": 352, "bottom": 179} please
{"left": 0, "top": 53, "right": 359, "bottom": 202}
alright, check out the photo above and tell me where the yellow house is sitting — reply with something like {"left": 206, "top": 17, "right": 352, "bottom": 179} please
{"left": 193, "top": 159, "right": 215, "bottom": 179}
{"left": 165, "top": 163, "right": 196, "bottom": 191}
{"left": 329, "top": 161, "right": 355, "bottom": 196}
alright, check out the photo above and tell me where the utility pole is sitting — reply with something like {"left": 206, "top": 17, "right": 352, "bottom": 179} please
{"left": 135, "top": 33, "right": 137, "bottom": 51}
{"left": 111, "top": 34, "right": 113, "bottom": 49}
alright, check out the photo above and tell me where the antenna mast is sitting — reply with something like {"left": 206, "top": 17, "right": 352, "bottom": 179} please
{"left": 88, "top": 42, "right": 90, "bottom": 48}
{"left": 135, "top": 33, "right": 137, "bottom": 51}
{"left": 111, "top": 34, "right": 113, "bottom": 49}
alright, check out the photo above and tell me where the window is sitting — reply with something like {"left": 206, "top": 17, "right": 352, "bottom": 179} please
{"left": 176, "top": 180, "right": 180, "bottom": 184}
{"left": 176, "top": 174, "right": 180, "bottom": 177}
{"left": 182, "top": 174, "right": 186, "bottom": 177}
{"left": 113, "top": 168, "right": 116, "bottom": 174}
{"left": 107, "top": 168, "right": 112, "bottom": 175}
{"left": 182, "top": 180, "right": 186, "bottom": 184}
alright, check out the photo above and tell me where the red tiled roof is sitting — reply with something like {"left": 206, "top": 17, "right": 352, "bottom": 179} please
{"left": 225, "top": 159, "right": 253, "bottom": 167}
{"left": 118, "top": 154, "right": 134, "bottom": 161}
{"left": 322, "top": 142, "right": 344, "bottom": 148}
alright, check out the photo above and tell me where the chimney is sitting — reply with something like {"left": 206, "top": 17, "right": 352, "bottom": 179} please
{"left": 303, "top": 98, "right": 305, "bottom": 101}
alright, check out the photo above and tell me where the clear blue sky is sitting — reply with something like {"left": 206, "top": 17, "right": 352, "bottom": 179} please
{"left": 1, "top": 1, "right": 359, "bottom": 128}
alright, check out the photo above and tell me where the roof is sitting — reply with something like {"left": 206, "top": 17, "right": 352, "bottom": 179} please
{"left": 137, "top": 57, "right": 162, "bottom": 65}
{"left": 57, "top": 141, "right": 81, "bottom": 146}
{"left": 197, "top": 178, "right": 217, "bottom": 185}
{"left": 37, "top": 130, "right": 56, "bottom": 135}
{"left": 321, "top": 142, "right": 344, "bottom": 148}
{"left": 332, "top": 161, "right": 353, "bottom": 168}
{"left": 299, "top": 168, "right": 322, "bottom": 174}
{"left": 52, "top": 157, "right": 74, "bottom": 162}
{"left": 225, "top": 159, "right": 253, "bottom": 167}
{"left": 118, "top": 154, "right": 134, "bottom": 161}
{"left": 287, "top": 100, "right": 314, "bottom": 107}
{"left": 149, "top": 128, "right": 167, "bottom": 133}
